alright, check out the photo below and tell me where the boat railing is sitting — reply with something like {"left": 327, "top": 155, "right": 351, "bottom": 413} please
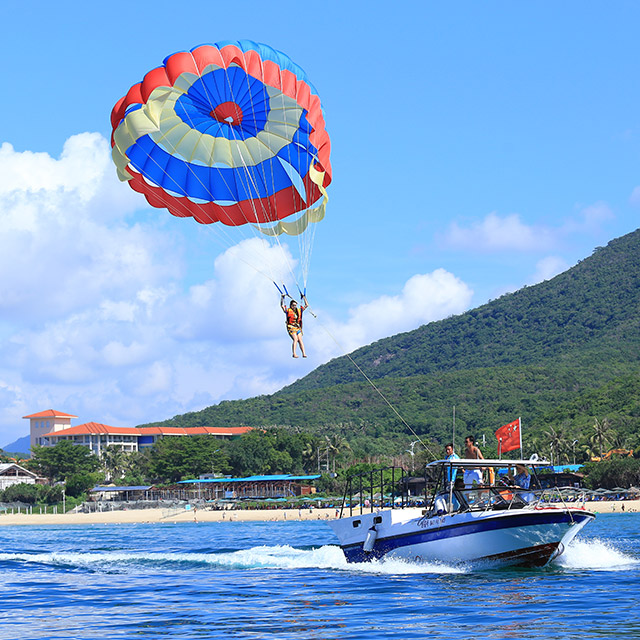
{"left": 430, "top": 485, "right": 554, "bottom": 515}
{"left": 533, "top": 486, "right": 590, "bottom": 509}
{"left": 436, "top": 485, "right": 532, "bottom": 514}
{"left": 461, "top": 486, "right": 589, "bottom": 514}
{"left": 339, "top": 466, "right": 420, "bottom": 518}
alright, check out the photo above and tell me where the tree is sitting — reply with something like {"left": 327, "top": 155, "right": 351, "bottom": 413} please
{"left": 591, "top": 418, "right": 613, "bottom": 460}
{"left": 1, "top": 483, "right": 40, "bottom": 504}
{"left": 225, "top": 428, "right": 319, "bottom": 476}
{"left": 66, "top": 472, "right": 101, "bottom": 498}
{"left": 543, "top": 425, "right": 568, "bottom": 465}
{"left": 325, "top": 434, "right": 351, "bottom": 473}
{"left": 101, "top": 446, "right": 128, "bottom": 482}
{"left": 583, "top": 458, "right": 640, "bottom": 489}
{"left": 146, "top": 436, "right": 230, "bottom": 483}
{"left": 30, "top": 441, "right": 100, "bottom": 482}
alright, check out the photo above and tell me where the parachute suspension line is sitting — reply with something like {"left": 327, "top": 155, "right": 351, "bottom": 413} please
{"left": 123, "top": 108, "right": 281, "bottom": 285}
{"left": 125, "top": 53, "right": 282, "bottom": 287}
{"left": 228, "top": 65, "right": 300, "bottom": 288}
{"left": 212, "top": 62, "right": 303, "bottom": 297}
{"left": 312, "top": 315, "right": 438, "bottom": 462}
{"left": 121, "top": 121, "right": 283, "bottom": 286}
{"left": 271, "top": 61, "right": 314, "bottom": 294}
{"left": 222, "top": 47, "right": 318, "bottom": 299}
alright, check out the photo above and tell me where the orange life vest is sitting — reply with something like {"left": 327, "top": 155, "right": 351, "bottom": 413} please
{"left": 286, "top": 306, "right": 303, "bottom": 328}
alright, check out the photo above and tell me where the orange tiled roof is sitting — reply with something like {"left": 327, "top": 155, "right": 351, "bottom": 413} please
{"left": 42, "top": 423, "right": 252, "bottom": 438}
{"left": 23, "top": 409, "right": 78, "bottom": 419}
{"left": 137, "top": 426, "right": 252, "bottom": 436}
{"left": 43, "top": 422, "right": 137, "bottom": 437}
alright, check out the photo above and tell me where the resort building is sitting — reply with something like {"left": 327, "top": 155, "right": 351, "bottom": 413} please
{"left": 24, "top": 410, "right": 251, "bottom": 456}
{"left": 24, "top": 410, "right": 78, "bottom": 453}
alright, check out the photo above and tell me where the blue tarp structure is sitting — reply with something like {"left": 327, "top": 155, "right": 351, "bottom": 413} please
{"left": 546, "top": 464, "right": 583, "bottom": 473}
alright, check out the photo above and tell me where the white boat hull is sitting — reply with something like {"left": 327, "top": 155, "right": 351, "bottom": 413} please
{"left": 328, "top": 506, "right": 594, "bottom": 567}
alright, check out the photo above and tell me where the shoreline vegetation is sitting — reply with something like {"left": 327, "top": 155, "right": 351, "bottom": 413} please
{"left": 0, "top": 499, "right": 638, "bottom": 526}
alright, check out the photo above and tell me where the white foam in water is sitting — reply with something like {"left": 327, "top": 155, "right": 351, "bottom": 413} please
{"left": 0, "top": 545, "right": 464, "bottom": 575}
{"left": 556, "top": 537, "right": 638, "bottom": 570}
{"left": 7, "top": 539, "right": 635, "bottom": 574}
{"left": 206, "top": 544, "right": 349, "bottom": 570}
{"left": 344, "top": 555, "right": 465, "bottom": 575}
{"left": 215, "top": 545, "right": 464, "bottom": 574}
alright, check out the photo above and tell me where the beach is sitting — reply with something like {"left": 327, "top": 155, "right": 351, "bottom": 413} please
{"left": 0, "top": 499, "right": 637, "bottom": 526}
{"left": 0, "top": 506, "right": 341, "bottom": 526}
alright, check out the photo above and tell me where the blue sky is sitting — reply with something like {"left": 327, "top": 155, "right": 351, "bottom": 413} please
{"left": 1, "top": 1, "right": 639, "bottom": 445}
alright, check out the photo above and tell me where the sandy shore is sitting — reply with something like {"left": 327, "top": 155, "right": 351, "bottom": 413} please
{"left": 1, "top": 498, "right": 639, "bottom": 526}
{"left": 0, "top": 506, "right": 342, "bottom": 526}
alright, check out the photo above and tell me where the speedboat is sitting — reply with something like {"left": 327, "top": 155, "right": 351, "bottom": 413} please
{"left": 328, "top": 458, "right": 594, "bottom": 567}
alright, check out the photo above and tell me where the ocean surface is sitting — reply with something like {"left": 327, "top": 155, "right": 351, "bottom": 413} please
{"left": 0, "top": 513, "right": 638, "bottom": 640}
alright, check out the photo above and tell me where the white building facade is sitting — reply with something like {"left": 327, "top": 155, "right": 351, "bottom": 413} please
{"left": 0, "top": 463, "right": 38, "bottom": 490}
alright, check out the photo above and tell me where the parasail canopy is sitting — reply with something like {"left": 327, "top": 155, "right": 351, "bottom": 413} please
{"left": 110, "top": 40, "right": 332, "bottom": 291}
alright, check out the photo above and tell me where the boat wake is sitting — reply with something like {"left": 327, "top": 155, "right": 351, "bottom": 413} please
{"left": 555, "top": 537, "right": 638, "bottom": 570}
{"left": 0, "top": 545, "right": 463, "bottom": 575}
{"left": 3, "top": 538, "right": 630, "bottom": 575}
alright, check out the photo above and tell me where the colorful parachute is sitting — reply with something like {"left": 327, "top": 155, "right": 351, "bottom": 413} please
{"left": 110, "top": 40, "right": 331, "bottom": 289}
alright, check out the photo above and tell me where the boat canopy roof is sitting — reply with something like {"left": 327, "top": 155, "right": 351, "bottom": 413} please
{"left": 427, "top": 458, "right": 551, "bottom": 468}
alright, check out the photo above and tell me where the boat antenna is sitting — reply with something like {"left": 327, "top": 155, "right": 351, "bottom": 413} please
{"left": 452, "top": 405, "right": 456, "bottom": 454}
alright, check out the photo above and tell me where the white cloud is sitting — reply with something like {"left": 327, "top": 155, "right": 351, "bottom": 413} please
{"left": 579, "top": 202, "right": 614, "bottom": 226}
{"left": 445, "top": 212, "right": 554, "bottom": 251}
{"left": 444, "top": 201, "right": 618, "bottom": 258}
{"left": 528, "top": 256, "right": 569, "bottom": 285}
{"left": 312, "top": 270, "right": 473, "bottom": 356}
{"left": 564, "top": 201, "right": 614, "bottom": 233}
{"left": 0, "top": 133, "right": 476, "bottom": 447}
{"left": 0, "top": 134, "right": 179, "bottom": 321}
{"left": 629, "top": 186, "right": 640, "bottom": 207}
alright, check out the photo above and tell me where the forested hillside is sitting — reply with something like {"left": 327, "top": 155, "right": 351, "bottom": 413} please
{"left": 288, "top": 229, "right": 640, "bottom": 389}
{"left": 139, "top": 229, "right": 640, "bottom": 457}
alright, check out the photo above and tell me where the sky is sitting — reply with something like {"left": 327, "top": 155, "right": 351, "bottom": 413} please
{"left": 1, "top": 1, "right": 639, "bottom": 446}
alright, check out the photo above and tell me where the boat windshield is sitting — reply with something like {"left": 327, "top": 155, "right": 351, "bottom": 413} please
{"left": 425, "top": 458, "right": 546, "bottom": 515}
{"left": 428, "top": 484, "right": 534, "bottom": 515}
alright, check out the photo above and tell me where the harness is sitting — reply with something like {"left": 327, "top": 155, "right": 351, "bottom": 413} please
{"left": 286, "top": 306, "right": 303, "bottom": 329}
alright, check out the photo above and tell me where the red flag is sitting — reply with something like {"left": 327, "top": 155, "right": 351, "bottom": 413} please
{"left": 495, "top": 419, "right": 521, "bottom": 453}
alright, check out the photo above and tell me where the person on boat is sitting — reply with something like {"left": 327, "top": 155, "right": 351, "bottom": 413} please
{"left": 506, "top": 464, "right": 535, "bottom": 503}
{"left": 433, "top": 478, "right": 463, "bottom": 515}
{"left": 281, "top": 295, "right": 308, "bottom": 358}
{"left": 444, "top": 443, "right": 460, "bottom": 484}
{"left": 463, "top": 435, "right": 484, "bottom": 487}
{"left": 508, "top": 464, "right": 531, "bottom": 490}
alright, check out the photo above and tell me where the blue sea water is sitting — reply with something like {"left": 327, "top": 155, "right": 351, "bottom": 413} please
{"left": 0, "top": 514, "right": 638, "bottom": 640}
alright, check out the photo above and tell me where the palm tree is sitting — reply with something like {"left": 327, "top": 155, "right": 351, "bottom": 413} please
{"left": 543, "top": 425, "right": 568, "bottom": 465}
{"left": 101, "top": 445, "right": 127, "bottom": 482}
{"left": 301, "top": 440, "right": 317, "bottom": 473}
{"left": 325, "top": 434, "right": 351, "bottom": 474}
{"left": 591, "top": 418, "right": 613, "bottom": 460}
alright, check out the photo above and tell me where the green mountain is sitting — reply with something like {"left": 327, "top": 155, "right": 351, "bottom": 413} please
{"left": 139, "top": 228, "right": 640, "bottom": 455}
{"left": 288, "top": 229, "right": 640, "bottom": 389}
